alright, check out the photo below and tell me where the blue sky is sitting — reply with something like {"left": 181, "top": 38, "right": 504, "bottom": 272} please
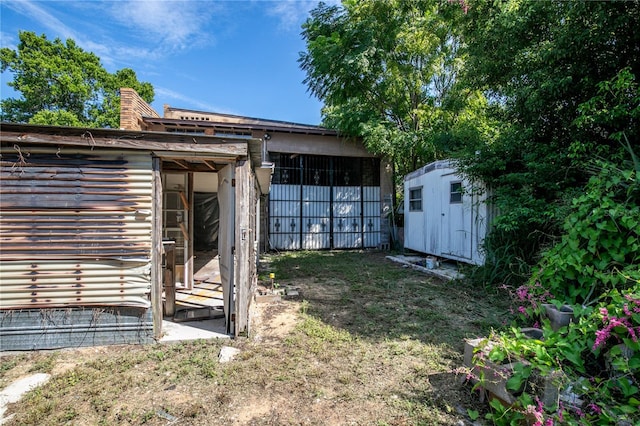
{"left": 0, "top": 0, "right": 333, "bottom": 125}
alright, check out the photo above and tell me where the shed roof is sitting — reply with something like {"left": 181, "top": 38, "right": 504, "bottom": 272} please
{"left": 158, "top": 106, "right": 339, "bottom": 136}
{"left": 1, "top": 122, "right": 273, "bottom": 194}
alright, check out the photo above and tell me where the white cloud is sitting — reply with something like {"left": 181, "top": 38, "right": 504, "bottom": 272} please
{"left": 109, "top": 1, "right": 219, "bottom": 51}
{"left": 1, "top": 1, "right": 123, "bottom": 66}
{"left": 1, "top": 1, "right": 216, "bottom": 69}
{"left": 3, "top": 0, "right": 77, "bottom": 40}
{"left": 0, "top": 31, "right": 18, "bottom": 50}
{"left": 262, "top": 0, "right": 340, "bottom": 30}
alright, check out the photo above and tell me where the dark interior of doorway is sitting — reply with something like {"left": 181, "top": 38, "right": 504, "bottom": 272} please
{"left": 173, "top": 192, "right": 224, "bottom": 322}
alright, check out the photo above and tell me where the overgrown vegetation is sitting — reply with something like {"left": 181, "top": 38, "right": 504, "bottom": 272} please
{"left": 300, "top": 1, "right": 639, "bottom": 424}
{"left": 458, "top": 1, "right": 640, "bottom": 287}
{"left": 470, "top": 159, "right": 639, "bottom": 424}
{"left": 2, "top": 251, "right": 508, "bottom": 425}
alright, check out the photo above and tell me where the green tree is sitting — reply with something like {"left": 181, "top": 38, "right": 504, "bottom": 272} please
{"left": 299, "top": 0, "right": 489, "bottom": 179}
{"left": 458, "top": 0, "right": 640, "bottom": 286}
{"left": 1, "top": 31, "right": 154, "bottom": 128}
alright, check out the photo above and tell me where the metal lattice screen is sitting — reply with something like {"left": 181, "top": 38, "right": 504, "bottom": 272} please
{"left": 268, "top": 154, "right": 381, "bottom": 250}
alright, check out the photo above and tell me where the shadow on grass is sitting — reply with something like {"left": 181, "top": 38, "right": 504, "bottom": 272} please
{"left": 264, "top": 250, "right": 510, "bottom": 351}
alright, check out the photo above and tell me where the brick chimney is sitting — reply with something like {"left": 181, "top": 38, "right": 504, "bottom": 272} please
{"left": 119, "top": 88, "right": 160, "bottom": 130}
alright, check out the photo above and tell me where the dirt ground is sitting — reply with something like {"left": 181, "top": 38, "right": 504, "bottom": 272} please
{"left": 0, "top": 251, "right": 505, "bottom": 425}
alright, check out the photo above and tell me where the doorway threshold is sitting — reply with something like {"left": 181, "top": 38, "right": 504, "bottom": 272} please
{"left": 160, "top": 316, "right": 229, "bottom": 342}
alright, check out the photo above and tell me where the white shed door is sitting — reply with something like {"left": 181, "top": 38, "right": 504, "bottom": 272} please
{"left": 441, "top": 179, "right": 470, "bottom": 260}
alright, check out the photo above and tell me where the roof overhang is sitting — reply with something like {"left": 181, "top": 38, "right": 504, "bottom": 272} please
{"left": 142, "top": 116, "right": 338, "bottom": 137}
{"left": 2, "top": 122, "right": 274, "bottom": 195}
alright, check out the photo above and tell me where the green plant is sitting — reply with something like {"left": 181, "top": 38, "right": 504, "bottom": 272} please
{"left": 471, "top": 156, "right": 640, "bottom": 425}
{"left": 529, "top": 162, "right": 639, "bottom": 306}
{"left": 478, "top": 291, "right": 639, "bottom": 425}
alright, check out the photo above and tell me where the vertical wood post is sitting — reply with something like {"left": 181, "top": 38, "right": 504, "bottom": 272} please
{"left": 186, "top": 172, "right": 194, "bottom": 290}
{"left": 234, "top": 159, "right": 256, "bottom": 337}
{"left": 151, "top": 157, "right": 163, "bottom": 339}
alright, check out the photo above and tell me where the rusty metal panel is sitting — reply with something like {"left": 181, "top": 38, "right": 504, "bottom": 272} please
{"left": 0, "top": 146, "right": 153, "bottom": 309}
{"left": 0, "top": 307, "right": 153, "bottom": 351}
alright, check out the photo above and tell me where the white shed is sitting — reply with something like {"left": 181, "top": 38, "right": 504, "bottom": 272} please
{"left": 403, "top": 160, "right": 491, "bottom": 266}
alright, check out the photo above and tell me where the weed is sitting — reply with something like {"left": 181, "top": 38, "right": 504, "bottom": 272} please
{"left": 2, "top": 251, "right": 503, "bottom": 425}
{"left": 28, "top": 355, "right": 56, "bottom": 373}
{"left": 0, "top": 358, "right": 18, "bottom": 376}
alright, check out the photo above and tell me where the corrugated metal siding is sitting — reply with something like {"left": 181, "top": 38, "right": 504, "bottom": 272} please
{"left": 0, "top": 147, "right": 153, "bottom": 309}
{"left": 0, "top": 307, "right": 153, "bottom": 351}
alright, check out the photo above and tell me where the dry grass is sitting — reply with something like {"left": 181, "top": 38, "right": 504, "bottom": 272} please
{"left": 1, "top": 251, "right": 509, "bottom": 425}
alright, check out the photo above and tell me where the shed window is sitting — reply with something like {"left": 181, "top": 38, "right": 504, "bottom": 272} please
{"left": 450, "top": 182, "right": 463, "bottom": 203}
{"left": 409, "top": 187, "right": 422, "bottom": 211}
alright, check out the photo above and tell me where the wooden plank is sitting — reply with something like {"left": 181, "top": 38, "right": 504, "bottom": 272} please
{"left": 151, "top": 157, "right": 163, "bottom": 340}
{"left": 179, "top": 191, "right": 190, "bottom": 210}
{"left": 202, "top": 160, "right": 217, "bottom": 171}
{"left": 217, "top": 165, "right": 235, "bottom": 335}
{"left": 170, "top": 159, "right": 190, "bottom": 170}
{"left": 234, "top": 159, "right": 253, "bottom": 337}
{"left": 185, "top": 172, "right": 194, "bottom": 290}
{"left": 1, "top": 130, "right": 248, "bottom": 156}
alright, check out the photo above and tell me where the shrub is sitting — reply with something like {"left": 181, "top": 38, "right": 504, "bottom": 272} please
{"left": 475, "top": 160, "right": 639, "bottom": 425}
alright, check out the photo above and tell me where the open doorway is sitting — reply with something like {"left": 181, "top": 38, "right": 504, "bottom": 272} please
{"left": 162, "top": 171, "right": 225, "bottom": 323}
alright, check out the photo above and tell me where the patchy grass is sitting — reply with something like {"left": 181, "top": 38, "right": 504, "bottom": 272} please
{"left": 1, "top": 251, "right": 509, "bottom": 425}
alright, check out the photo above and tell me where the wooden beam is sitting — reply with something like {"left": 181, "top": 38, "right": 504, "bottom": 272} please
{"left": 161, "top": 163, "right": 216, "bottom": 173}
{"left": 202, "top": 160, "right": 217, "bottom": 171}
{"left": 1, "top": 130, "right": 248, "bottom": 156}
{"left": 171, "top": 159, "right": 190, "bottom": 169}
{"left": 151, "top": 157, "right": 163, "bottom": 340}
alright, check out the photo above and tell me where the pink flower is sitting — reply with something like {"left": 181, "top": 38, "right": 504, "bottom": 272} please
{"left": 593, "top": 328, "right": 610, "bottom": 350}
{"left": 518, "top": 306, "right": 527, "bottom": 315}
{"left": 587, "top": 403, "right": 602, "bottom": 415}
{"left": 516, "top": 286, "right": 529, "bottom": 301}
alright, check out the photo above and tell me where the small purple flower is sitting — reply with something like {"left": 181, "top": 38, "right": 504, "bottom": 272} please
{"left": 593, "top": 328, "right": 610, "bottom": 350}
{"left": 587, "top": 403, "right": 602, "bottom": 415}
{"left": 516, "top": 286, "right": 528, "bottom": 301}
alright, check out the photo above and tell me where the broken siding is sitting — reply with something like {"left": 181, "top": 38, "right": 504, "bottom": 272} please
{"left": 0, "top": 146, "right": 153, "bottom": 309}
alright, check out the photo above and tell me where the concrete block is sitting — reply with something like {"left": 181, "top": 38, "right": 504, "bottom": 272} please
{"left": 463, "top": 337, "right": 563, "bottom": 407}
{"left": 218, "top": 346, "right": 241, "bottom": 363}
{"left": 255, "top": 293, "right": 281, "bottom": 304}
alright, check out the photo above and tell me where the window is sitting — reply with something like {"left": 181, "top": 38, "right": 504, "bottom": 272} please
{"left": 450, "top": 182, "right": 463, "bottom": 203}
{"left": 409, "top": 187, "right": 422, "bottom": 211}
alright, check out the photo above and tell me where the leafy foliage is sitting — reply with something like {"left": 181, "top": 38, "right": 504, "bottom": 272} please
{"left": 476, "top": 155, "right": 640, "bottom": 424}
{"left": 300, "top": 0, "right": 492, "bottom": 178}
{"left": 458, "top": 0, "right": 640, "bottom": 286}
{"left": 531, "top": 162, "right": 639, "bottom": 305}
{"left": 1, "top": 31, "right": 153, "bottom": 128}
{"left": 475, "top": 288, "right": 640, "bottom": 425}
